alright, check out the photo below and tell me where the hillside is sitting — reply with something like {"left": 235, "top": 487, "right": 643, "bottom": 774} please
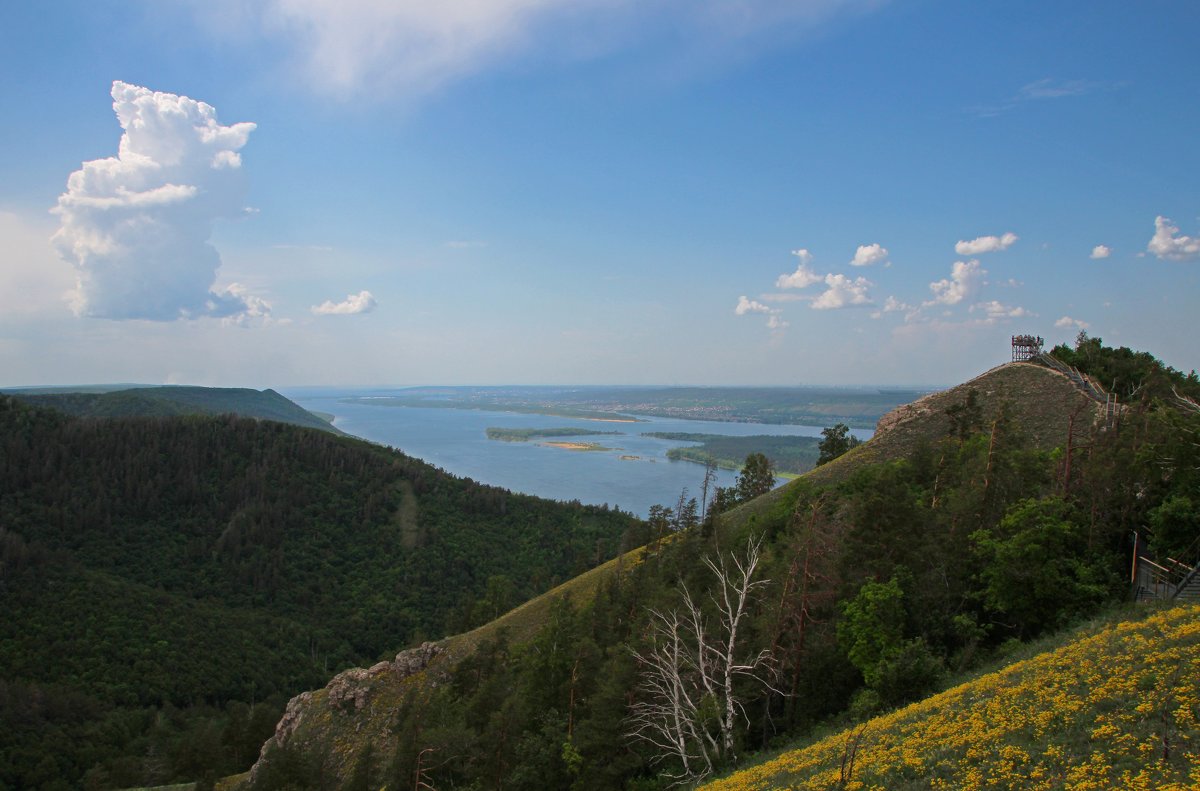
{"left": 7, "top": 385, "right": 340, "bottom": 434}
{"left": 703, "top": 603, "right": 1200, "bottom": 790}
{"left": 0, "top": 396, "right": 639, "bottom": 788}
{"left": 225, "top": 354, "right": 1200, "bottom": 790}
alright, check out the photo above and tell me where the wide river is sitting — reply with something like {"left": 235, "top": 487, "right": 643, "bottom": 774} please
{"left": 286, "top": 389, "right": 872, "bottom": 518}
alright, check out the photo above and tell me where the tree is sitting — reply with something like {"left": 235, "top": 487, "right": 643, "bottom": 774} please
{"left": 700, "top": 457, "right": 718, "bottom": 521}
{"left": 972, "top": 496, "right": 1115, "bottom": 637}
{"left": 816, "top": 424, "right": 862, "bottom": 466}
{"left": 837, "top": 577, "right": 941, "bottom": 709}
{"left": 945, "top": 389, "right": 983, "bottom": 442}
{"left": 627, "top": 536, "right": 775, "bottom": 784}
{"left": 708, "top": 486, "right": 739, "bottom": 517}
{"left": 736, "top": 453, "right": 776, "bottom": 502}
{"left": 673, "top": 493, "right": 699, "bottom": 532}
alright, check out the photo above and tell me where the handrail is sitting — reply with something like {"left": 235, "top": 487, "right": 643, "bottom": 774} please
{"left": 1138, "top": 556, "right": 1174, "bottom": 576}
{"left": 1163, "top": 556, "right": 1193, "bottom": 573}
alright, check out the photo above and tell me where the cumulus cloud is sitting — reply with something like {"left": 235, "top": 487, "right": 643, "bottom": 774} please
{"left": 52, "top": 81, "right": 257, "bottom": 321}
{"left": 971, "top": 300, "right": 1031, "bottom": 321}
{"left": 219, "top": 283, "right": 275, "bottom": 326}
{"left": 1147, "top": 216, "right": 1200, "bottom": 261}
{"left": 811, "top": 273, "right": 872, "bottom": 310}
{"left": 312, "top": 290, "right": 378, "bottom": 315}
{"left": 955, "top": 232, "right": 1018, "bottom": 256}
{"left": 735, "top": 294, "right": 789, "bottom": 334}
{"left": 1055, "top": 316, "right": 1090, "bottom": 330}
{"left": 850, "top": 243, "right": 888, "bottom": 267}
{"left": 1090, "top": 244, "right": 1111, "bottom": 259}
{"left": 870, "top": 295, "right": 912, "bottom": 319}
{"left": 735, "top": 295, "right": 772, "bottom": 315}
{"left": 776, "top": 249, "right": 823, "bottom": 288}
{"left": 928, "top": 260, "right": 986, "bottom": 306}
{"left": 776, "top": 263, "right": 823, "bottom": 289}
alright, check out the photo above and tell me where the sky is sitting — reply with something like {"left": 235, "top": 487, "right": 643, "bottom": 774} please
{"left": 1, "top": 0, "right": 1197, "bottom": 388}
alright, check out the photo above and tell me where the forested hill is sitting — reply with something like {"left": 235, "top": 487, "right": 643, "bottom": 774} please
{"left": 6, "top": 385, "right": 339, "bottom": 434}
{"left": 231, "top": 347, "right": 1200, "bottom": 791}
{"left": 0, "top": 396, "right": 640, "bottom": 788}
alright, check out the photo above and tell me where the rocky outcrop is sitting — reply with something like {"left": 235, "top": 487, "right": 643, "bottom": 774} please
{"left": 269, "top": 691, "right": 312, "bottom": 750}
{"left": 245, "top": 641, "right": 445, "bottom": 787}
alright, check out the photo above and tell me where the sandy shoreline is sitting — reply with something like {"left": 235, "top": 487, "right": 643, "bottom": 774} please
{"left": 540, "top": 441, "right": 613, "bottom": 451}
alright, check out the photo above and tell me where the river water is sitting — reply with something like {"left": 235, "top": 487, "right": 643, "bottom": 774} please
{"left": 286, "top": 388, "right": 872, "bottom": 518}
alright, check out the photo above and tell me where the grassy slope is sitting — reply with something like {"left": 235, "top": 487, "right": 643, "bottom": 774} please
{"left": 12, "top": 386, "right": 341, "bottom": 434}
{"left": 733, "top": 361, "right": 1101, "bottom": 522}
{"left": 702, "top": 603, "right": 1200, "bottom": 791}
{"left": 228, "top": 361, "right": 1107, "bottom": 788}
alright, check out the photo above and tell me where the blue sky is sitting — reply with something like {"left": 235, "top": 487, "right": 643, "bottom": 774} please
{"left": 1, "top": 0, "right": 1197, "bottom": 387}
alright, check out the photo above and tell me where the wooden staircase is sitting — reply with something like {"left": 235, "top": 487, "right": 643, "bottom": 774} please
{"left": 1036, "top": 354, "right": 1120, "bottom": 429}
{"left": 1132, "top": 533, "right": 1200, "bottom": 604}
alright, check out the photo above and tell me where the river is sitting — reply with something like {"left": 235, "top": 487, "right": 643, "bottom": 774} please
{"left": 286, "top": 388, "right": 872, "bottom": 518}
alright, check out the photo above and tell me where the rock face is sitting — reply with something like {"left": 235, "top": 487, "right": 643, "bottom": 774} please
{"left": 874, "top": 392, "right": 941, "bottom": 436}
{"left": 270, "top": 691, "right": 312, "bottom": 749}
{"left": 393, "top": 641, "right": 441, "bottom": 677}
{"left": 246, "top": 641, "right": 445, "bottom": 786}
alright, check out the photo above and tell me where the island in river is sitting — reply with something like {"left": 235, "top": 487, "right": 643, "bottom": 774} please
{"left": 485, "top": 427, "right": 623, "bottom": 442}
{"left": 642, "top": 432, "right": 823, "bottom": 476}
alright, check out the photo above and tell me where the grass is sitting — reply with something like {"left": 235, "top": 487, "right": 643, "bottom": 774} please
{"left": 447, "top": 544, "right": 651, "bottom": 654}
{"left": 702, "top": 603, "right": 1200, "bottom": 791}
{"left": 738, "top": 362, "right": 1103, "bottom": 520}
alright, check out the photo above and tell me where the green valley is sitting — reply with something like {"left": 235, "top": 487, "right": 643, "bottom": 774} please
{"left": 0, "top": 397, "right": 638, "bottom": 789}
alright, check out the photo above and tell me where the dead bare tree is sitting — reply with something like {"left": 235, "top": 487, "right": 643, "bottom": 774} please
{"left": 627, "top": 535, "right": 776, "bottom": 785}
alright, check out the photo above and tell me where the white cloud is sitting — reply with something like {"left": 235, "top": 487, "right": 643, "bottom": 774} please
{"left": 971, "top": 300, "right": 1031, "bottom": 321}
{"left": 776, "top": 249, "right": 823, "bottom": 288}
{"left": 218, "top": 283, "right": 275, "bottom": 326}
{"left": 1090, "top": 244, "right": 1111, "bottom": 259}
{"left": 51, "top": 81, "right": 257, "bottom": 321}
{"left": 869, "top": 295, "right": 909, "bottom": 319}
{"left": 971, "top": 78, "right": 1107, "bottom": 117}
{"left": 850, "top": 242, "right": 888, "bottom": 267}
{"left": 1147, "top": 216, "right": 1200, "bottom": 261}
{"left": 766, "top": 314, "right": 789, "bottom": 330}
{"left": 1017, "top": 78, "right": 1096, "bottom": 100}
{"left": 735, "top": 295, "right": 772, "bottom": 315}
{"left": 1055, "top": 316, "right": 1089, "bottom": 330}
{"left": 312, "top": 290, "right": 378, "bottom": 315}
{"left": 955, "top": 232, "right": 1017, "bottom": 256}
{"left": 928, "top": 259, "right": 986, "bottom": 306}
{"left": 191, "top": 1, "right": 881, "bottom": 99}
{"left": 811, "top": 273, "right": 872, "bottom": 310}
{"left": 869, "top": 295, "right": 911, "bottom": 319}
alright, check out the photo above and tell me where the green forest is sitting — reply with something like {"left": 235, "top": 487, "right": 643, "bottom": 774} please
{"left": 0, "top": 398, "right": 639, "bottom": 789}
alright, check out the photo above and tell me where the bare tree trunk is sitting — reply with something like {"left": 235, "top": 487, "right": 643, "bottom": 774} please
{"left": 628, "top": 536, "right": 775, "bottom": 784}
